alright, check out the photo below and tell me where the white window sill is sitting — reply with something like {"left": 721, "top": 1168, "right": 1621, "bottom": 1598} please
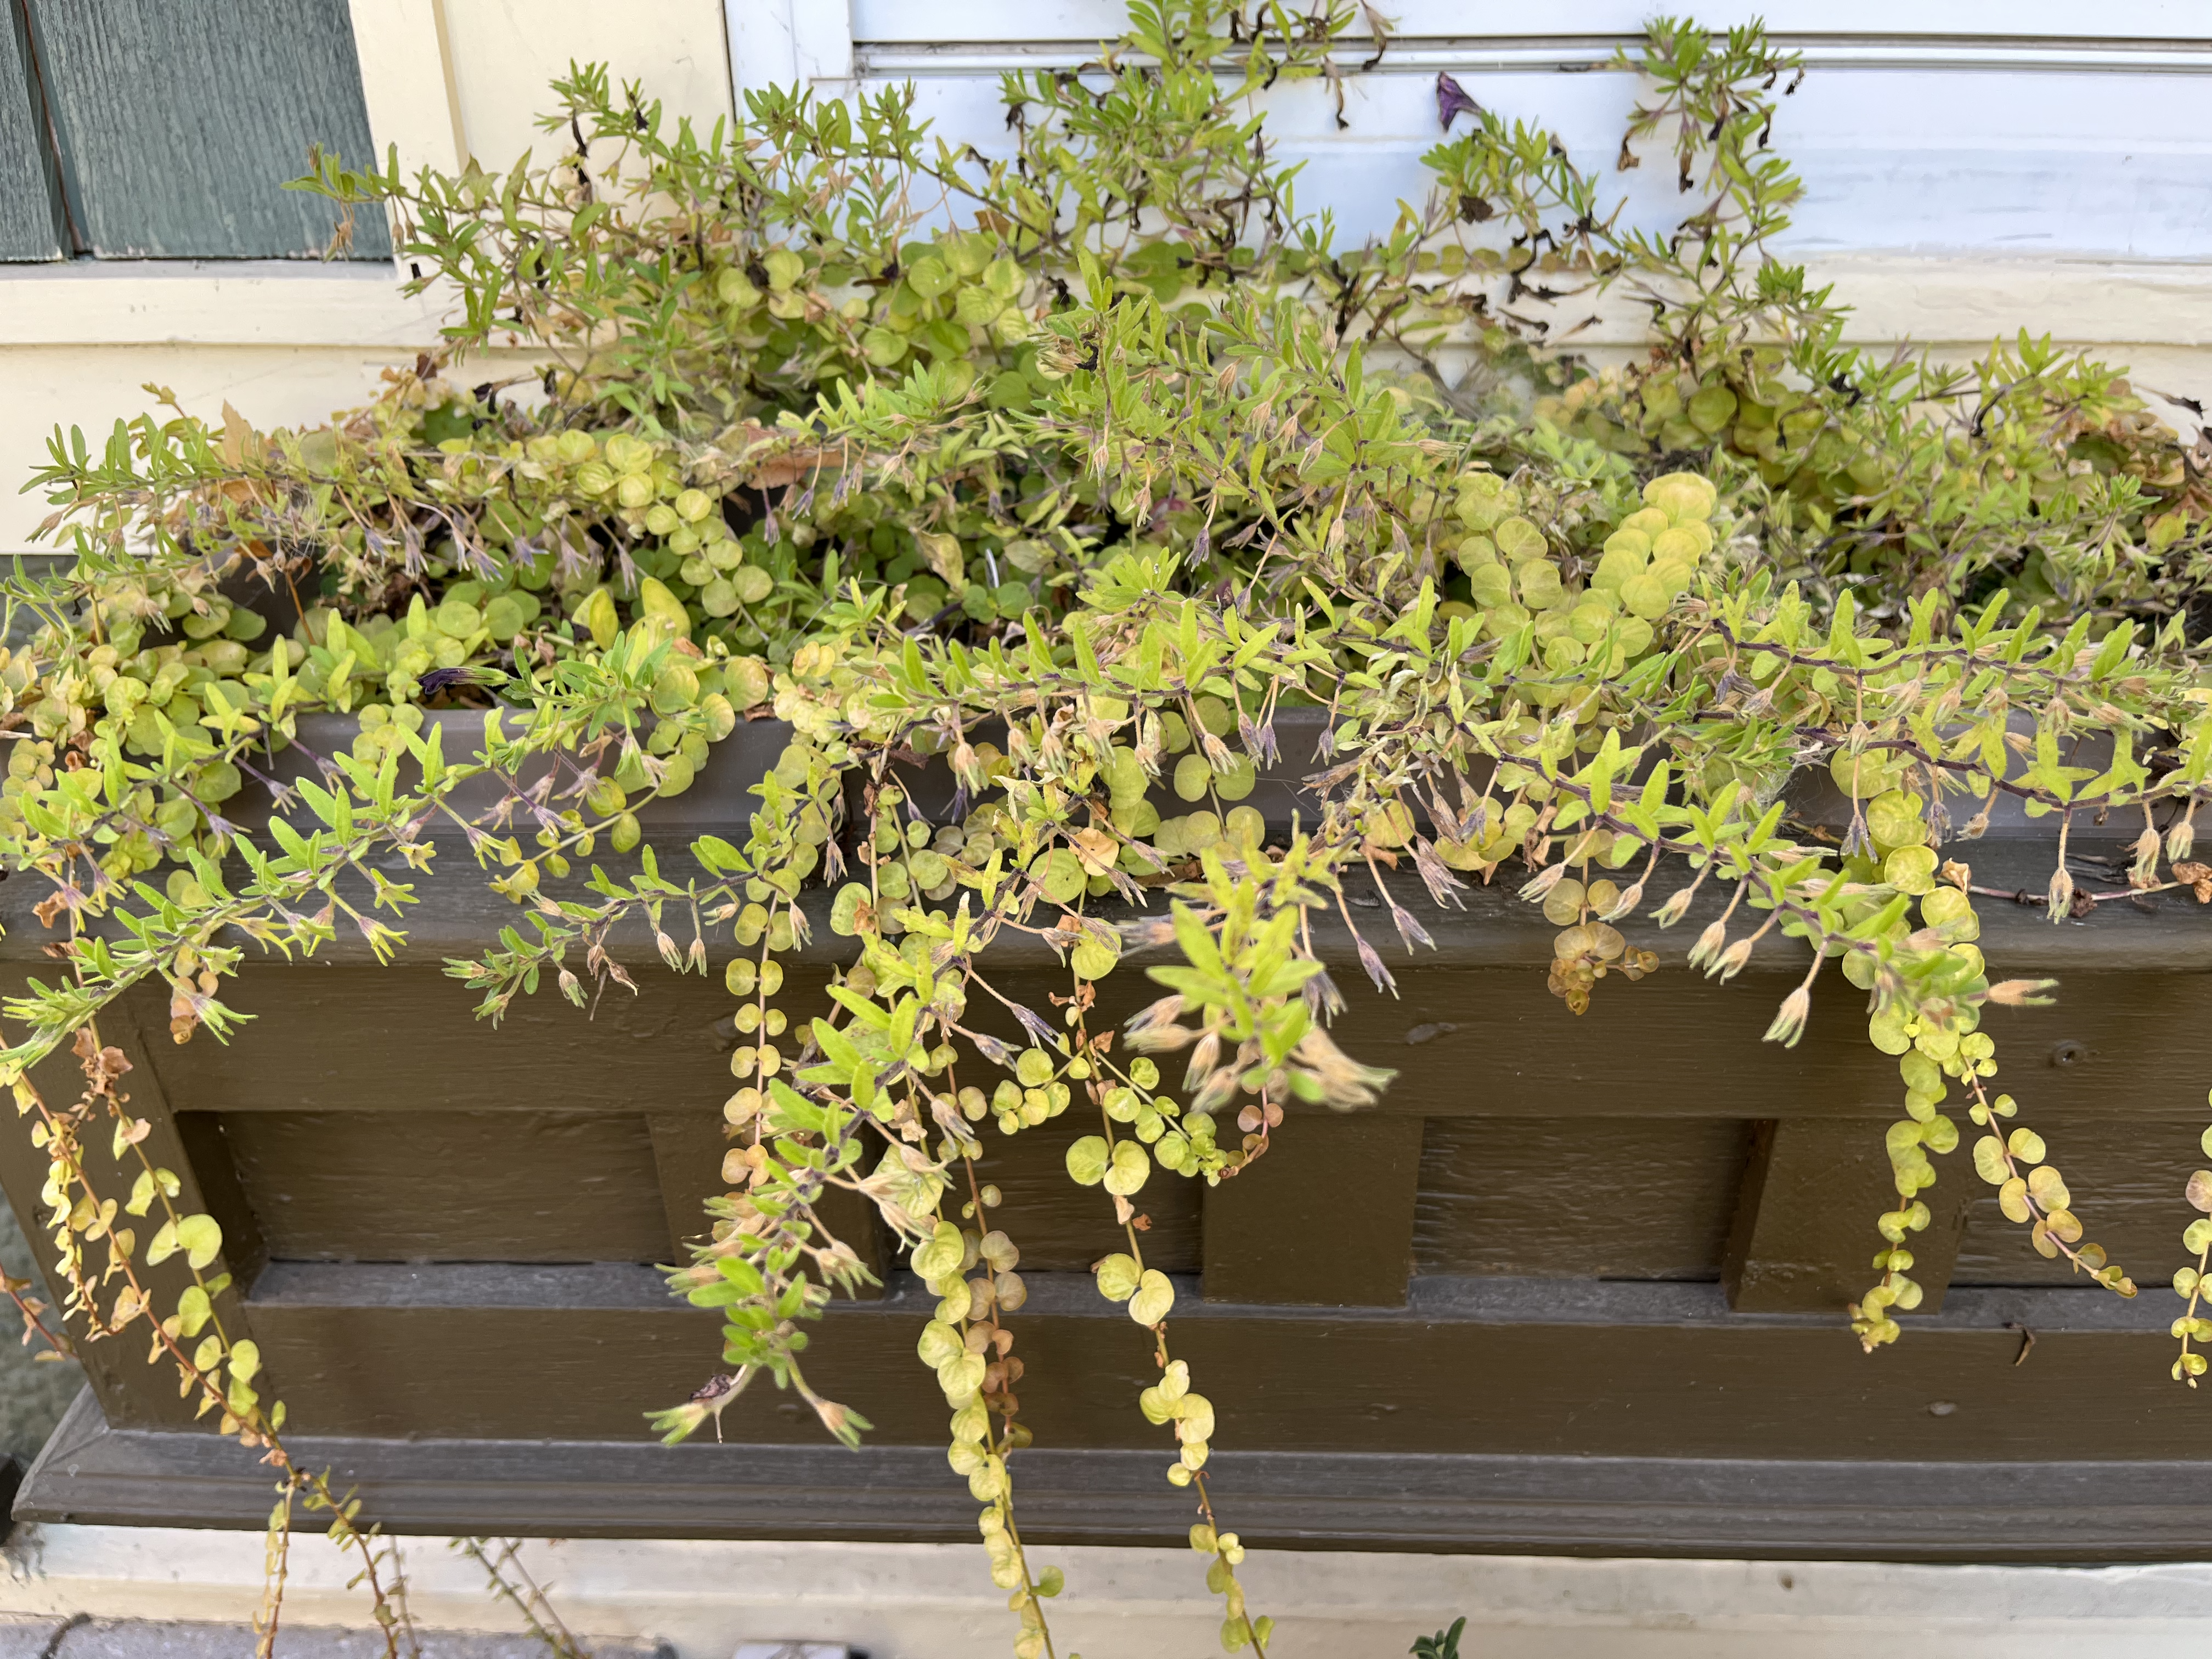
{"left": 0, "top": 260, "right": 449, "bottom": 349}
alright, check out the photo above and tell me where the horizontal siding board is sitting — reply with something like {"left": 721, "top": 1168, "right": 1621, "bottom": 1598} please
{"left": 27, "top": 0, "right": 390, "bottom": 259}
{"left": 851, "top": 3, "right": 2207, "bottom": 43}
{"left": 818, "top": 7, "right": 2212, "bottom": 260}
{"left": 875, "top": 64, "right": 2212, "bottom": 257}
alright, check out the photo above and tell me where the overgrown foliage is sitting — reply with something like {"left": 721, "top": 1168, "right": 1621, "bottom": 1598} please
{"left": 3, "top": 4, "right": 2211, "bottom": 1654}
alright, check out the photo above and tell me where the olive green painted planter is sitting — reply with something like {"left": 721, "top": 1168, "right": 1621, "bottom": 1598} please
{"left": 7, "top": 710, "right": 2210, "bottom": 1557}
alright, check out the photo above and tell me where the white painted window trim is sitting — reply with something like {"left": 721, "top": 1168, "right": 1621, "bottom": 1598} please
{"left": 0, "top": 0, "right": 464, "bottom": 349}
{"left": 860, "top": 39, "right": 2212, "bottom": 76}
{"left": 847, "top": 0, "right": 2212, "bottom": 58}
{"left": 727, "top": 0, "right": 856, "bottom": 103}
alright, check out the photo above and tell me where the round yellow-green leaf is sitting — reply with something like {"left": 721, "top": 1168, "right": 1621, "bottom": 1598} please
{"left": 434, "top": 598, "right": 481, "bottom": 638}
{"left": 1128, "top": 1268, "right": 1175, "bottom": 1325}
{"left": 1865, "top": 790, "right": 1927, "bottom": 849}
{"left": 1515, "top": 560, "right": 1563, "bottom": 610}
{"left": 1094, "top": 1252, "right": 1141, "bottom": 1302}
{"left": 1643, "top": 471, "right": 1717, "bottom": 518}
{"left": 917, "top": 1319, "right": 963, "bottom": 1367}
{"left": 1920, "top": 885, "right": 1978, "bottom": 940}
{"left": 1619, "top": 572, "right": 1671, "bottom": 618}
{"left": 1065, "top": 1135, "right": 1110, "bottom": 1186}
{"left": 1494, "top": 516, "right": 1546, "bottom": 561}
{"left": 1651, "top": 522, "right": 1712, "bottom": 561}
{"left": 1592, "top": 546, "right": 1645, "bottom": 592}
{"left": 830, "top": 882, "right": 873, "bottom": 936}
{"left": 1173, "top": 753, "right": 1211, "bottom": 802}
{"left": 906, "top": 258, "right": 954, "bottom": 300}
{"left": 484, "top": 592, "right": 534, "bottom": 640}
{"left": 1467, "top": 563, "right": 1513, "bottom": 608}
{"left": 1884, "top": 845, "right": 1937, "bottom": 895}
{"left": 1686, "top": 387, "right": 1738, "bottom": 435}
{"left": 716, "top": 267, "right": 760, "bottom": 309}
{"left": 862, "top": 326, "right": 906, "bottom": 367}
{"left": 1103, "top": 1140, "right": 1150, "bottom": 1196}
{"left": 176, "top": 1213, "right": 223, "bottom": 1271}
{"left": 1037, "top": 847, "right": 1086, "bottom": 904}
{"left": 1828, "top": 747, "right": 1902, "bottom": 801}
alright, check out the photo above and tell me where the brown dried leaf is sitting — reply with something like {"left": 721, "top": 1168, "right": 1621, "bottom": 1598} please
{"left": 2186, "top": 1169, "right": 2212, "bottom": 1214}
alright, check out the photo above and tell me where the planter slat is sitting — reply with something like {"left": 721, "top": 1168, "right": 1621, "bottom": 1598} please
{"left": 24, "top": 1267, "right": 2191, "bottom": 1448}
{"left": 16, "top": 1387, "right": 2211, "bottom": 1560}
{"left": 1200, "top": 1114, "right": 1424, "bottom": 1307}
{"left": 1723, "top": 1118, "right": 1967, "bottom": 1314}
{"left": 19, "top": 1273, "right": 2212, "bottom": 1556}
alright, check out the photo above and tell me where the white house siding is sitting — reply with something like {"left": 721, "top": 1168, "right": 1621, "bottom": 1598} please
{"left": 0, "top": 0, "right": 2202, "bottom": 544}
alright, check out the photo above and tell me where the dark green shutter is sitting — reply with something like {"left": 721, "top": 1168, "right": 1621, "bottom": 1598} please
{"left": 26, "top": 0, "right": 391, "bottom": 259}
{"left": 0, "top": 3, "right": 65, "bottom": 260}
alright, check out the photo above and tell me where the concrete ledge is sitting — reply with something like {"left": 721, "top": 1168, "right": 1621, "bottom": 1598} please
{"left": 7, "top": 1525, "right": 2212, "bottom": 1659}
{"left": 34, "top": 1621, "right": 672, "bottom": 1658}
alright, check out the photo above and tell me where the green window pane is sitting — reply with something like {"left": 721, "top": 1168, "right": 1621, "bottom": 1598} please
{"left": 28, "top": 0, "right": 390, "bottom": 259}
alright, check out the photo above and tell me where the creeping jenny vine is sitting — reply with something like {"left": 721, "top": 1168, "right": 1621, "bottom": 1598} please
{"left": 2, "top": 5, "right": 2211, "bottom": 1653}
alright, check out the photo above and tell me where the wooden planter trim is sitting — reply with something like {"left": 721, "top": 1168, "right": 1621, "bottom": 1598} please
{"left": 5, "top": 709, "right": 2209, "bottom": 1552}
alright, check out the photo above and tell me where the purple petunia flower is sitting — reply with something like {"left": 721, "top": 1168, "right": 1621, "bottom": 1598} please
{"left": 1436, "top": 72, "right": 1481, "bottom": 131}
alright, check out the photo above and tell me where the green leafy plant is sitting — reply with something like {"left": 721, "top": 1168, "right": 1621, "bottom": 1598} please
{"left": 2, "top": 5, "right": 2210, "bottom": 1655}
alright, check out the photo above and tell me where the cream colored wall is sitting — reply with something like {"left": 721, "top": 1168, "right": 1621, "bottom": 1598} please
{"left": 441, "top": 0, "right": 734, "bottom": 172}
{"left": 0, "top": 3, "right": 2204, "bottom": 554}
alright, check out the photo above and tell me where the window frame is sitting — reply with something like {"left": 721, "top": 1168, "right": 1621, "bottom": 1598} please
{"left": 0, "top": 0, "right": 461, "bottom": 346}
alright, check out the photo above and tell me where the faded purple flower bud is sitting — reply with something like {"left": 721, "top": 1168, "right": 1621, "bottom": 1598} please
{"left": 1436, "top": 72, "right": 1481, "bottom": 131}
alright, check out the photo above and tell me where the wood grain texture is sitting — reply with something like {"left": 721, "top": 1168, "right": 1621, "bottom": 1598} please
{"left": 1205, "top": 1114, "right": 1423, "bottom": 1305}
{"left": 0, "top": 3, "right": 63, "bottom": 258}
{"left": 1417, "top": 1116, "right": 1748, "bottom": 1278}
{"left": 22, "top": 1381, "right": 2212, "bottom": 1559}
{"left": 25, "top": 0, "right": 389, "bottom": 259}
{"left": 213, "top": 1109, "right": 671, "bottom": 1263}
{"left": 139, "top": 966, "right": 757, "bottom": 1115}
{"left": 144, "top": 1268, "right": 2212, "bottom": 1461}
{"left": 1953, "top": 1116, "right": 2212, "bottom": 1288}
{"left": 135, "top": 951, "right": 2212, "bottom": 1130}
{"left": 1724, "top": 1118, "right": 1965, "bottom": 1313}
